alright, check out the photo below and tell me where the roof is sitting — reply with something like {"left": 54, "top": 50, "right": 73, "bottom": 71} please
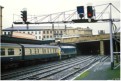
{"left": 3, "top": 26, "right": 71, "bottom": 31}
{"left": 1, "top": 35, "right": 55, "bottom": 44}
{"left": 2, "top": 26, "right": 91, "bottom": 31}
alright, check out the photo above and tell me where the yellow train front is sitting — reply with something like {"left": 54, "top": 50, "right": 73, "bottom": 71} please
{"left": 1, "top": 43, "right": 77, "bottom": 70}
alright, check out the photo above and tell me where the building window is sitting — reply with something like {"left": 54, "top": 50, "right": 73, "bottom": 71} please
{"left": 50, "top": 36, "right": 52, "bottom": 38}
{"left": 50, "top": 31, "right": 52, "bottom": 34}
{"left": 35, "top": 31, "right": 37, "bottom": 34}
{"left": 43, "top": 36, "right": 45, "bottom": 38}
{"left": 8, "top": 32, "right": 11, "bottom": 35}
{"left": 39, "top": 31, "right": 41, "bottom": 34}
{"left": 8, "top": 48, "right": 14, "bottom": 55}
{"left": 54, "top": 31, "right": 56, "bottom": 34}
{"left": 4, "top": 32, "right": 6, "bottom": 35}
{"left": 43, "top": 31, "right": 45, "bottom": 34}
{"left": 25, "top": 31, "right": 26, "bottom": 33}
{"left": 47, "top": 36, "right": 49, "bottom": 38}
{"left": 61, "top": 31, "right": 62, "bottom": 34}
{"left": 39, "top": 36, "right": 41, "bottom": 39}
{"left": 47, "top": 31, "right": 49, "bottom": 34}
{"left": 1, "top": 48, "right": 5, "bottom": 56}
{"left": 29, "top": 31, "right": 31, "bottom": 34}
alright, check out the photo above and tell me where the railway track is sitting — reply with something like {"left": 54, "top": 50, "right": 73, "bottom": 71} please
{"left": 59, "top": 59, "right": 96, "bottom": 80}
{"left": 42, "top": 58, "right": 97, "bottom": 80}
{"left": 1, "top": 55, "right": 90, "bottom": 80}
{"left": 29, "top": 57, "right": 95, "bottom": 80}
{"left": 1, "top": 55, "right": 108, "bottom": 80}
{"left": 11, "top": 56, "right": 93, "bottom": 80}
{"left": 60, "top": 55, "right": 109, "bottom": 80}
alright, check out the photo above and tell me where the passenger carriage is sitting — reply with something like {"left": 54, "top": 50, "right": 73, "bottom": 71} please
{"left": 1, "top": 43, "right": 77, "bottom": 69}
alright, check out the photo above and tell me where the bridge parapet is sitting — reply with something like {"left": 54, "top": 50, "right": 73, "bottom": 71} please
{"left": 78, "top": 34, "right": 110, "bottom": 42}
{"left": 59, "top": 34, "right": 110, "bottom": 43}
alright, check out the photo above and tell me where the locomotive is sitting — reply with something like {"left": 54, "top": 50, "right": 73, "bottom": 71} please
{"left": 1, "top": 43, "right": 77, "bottom": 69}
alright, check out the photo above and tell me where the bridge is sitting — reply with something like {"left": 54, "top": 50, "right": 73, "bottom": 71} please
{"left": 55, "top": 33, "right": 119, "bottom": 56}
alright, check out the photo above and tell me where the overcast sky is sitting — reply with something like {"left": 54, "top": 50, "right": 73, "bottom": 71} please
{"left": 0, "top": 0, "right": 120, "bottom": 34}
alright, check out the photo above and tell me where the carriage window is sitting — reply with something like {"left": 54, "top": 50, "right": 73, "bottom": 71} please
{"left": 53, "top": 49, "right": 56, "bottom": 53}
{"left": 38, "top": 49, "right": 39, "bottom": 53}
{"left": 30, "top": 49, "right": 32, "bottom": 55}
{"left": 8, "top": 48, "right": 14, "bottom": 55}
{"left": 42, "top": 48, "right": 44, "bottom": 54}
{"left": 53, "top": 49, "right": 54, "bottom": 53}
{"left": 51, "top": 49, "right": 53, "bottom": 53}
{"left": 1, "top": 48, "right": 5, "bottom": 56}
{"left": 45, "top": 49, "right": 47, "bottom": 54}
{"left": 19, "top": 49, "right": 22, "bottom": 55}
{"left": 35, "top": 48, "right": 36, "bottom": 54}
{"left": 39, "top": 48, "right": 42, "bottom": 54}
{"left": 50, "top": 49, "right": 51, "bottom": 53}
{"left": 47, "top": 49, "right": 49, "bottom": 53}
{"left": 43, "top": 49, "right": 46, "bottom": 54}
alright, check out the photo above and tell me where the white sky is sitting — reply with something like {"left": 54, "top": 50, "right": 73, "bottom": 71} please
{"left": 0, "top": 0, "right": 120, "bottom": 34}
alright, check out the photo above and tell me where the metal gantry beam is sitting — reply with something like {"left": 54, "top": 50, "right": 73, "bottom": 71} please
{"left": 13, "top": 3, "right": 120, "bottom": 24}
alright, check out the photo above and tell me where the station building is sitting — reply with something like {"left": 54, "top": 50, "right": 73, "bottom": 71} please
{"left": 2, "top": 26, "right": 92, "bottom": 40}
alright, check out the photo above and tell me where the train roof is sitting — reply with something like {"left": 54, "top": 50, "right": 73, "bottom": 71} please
{"left": 1, "top": 43, "right": 75, "bottom": 48}
{"left": 21, "top": 44, "right": 59, "bottom": 48}
{"left": 1, "top": 43, "right": 22, "bottom": 48}
{"left": 60, "top": 46, "right": 76, "bottom": 48}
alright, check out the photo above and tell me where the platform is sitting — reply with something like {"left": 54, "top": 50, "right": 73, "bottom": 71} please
{"left": 74, "top": 57, "right": 120, "bottom": 80}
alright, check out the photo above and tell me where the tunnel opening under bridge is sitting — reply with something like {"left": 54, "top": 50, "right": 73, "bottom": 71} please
{"left": 76, "top": 40, "right": 110, "bottom": 55}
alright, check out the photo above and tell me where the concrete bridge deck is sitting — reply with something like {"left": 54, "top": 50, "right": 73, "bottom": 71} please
{"left": 59, "top": 33, "right": 120, "bottom": 43}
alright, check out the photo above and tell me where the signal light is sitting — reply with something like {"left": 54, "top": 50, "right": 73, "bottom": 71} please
{"left": 87, "top": 6, "right": 93, "bottom": 18}
{"left": 77, "top": 6, "right": 84, "bottom": 19}
{"left": 21, "top": 10, "right": 27, "bottom": 23}
{"left": 88, "top": 12, "right": 92, "bottom": 17}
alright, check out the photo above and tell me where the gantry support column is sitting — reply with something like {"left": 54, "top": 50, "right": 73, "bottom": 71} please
{"left": 0, "top": 6, "right": 4, "bottom": 35}
{"left": 100, "top": 40, "right": 104, "bottom": 55}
